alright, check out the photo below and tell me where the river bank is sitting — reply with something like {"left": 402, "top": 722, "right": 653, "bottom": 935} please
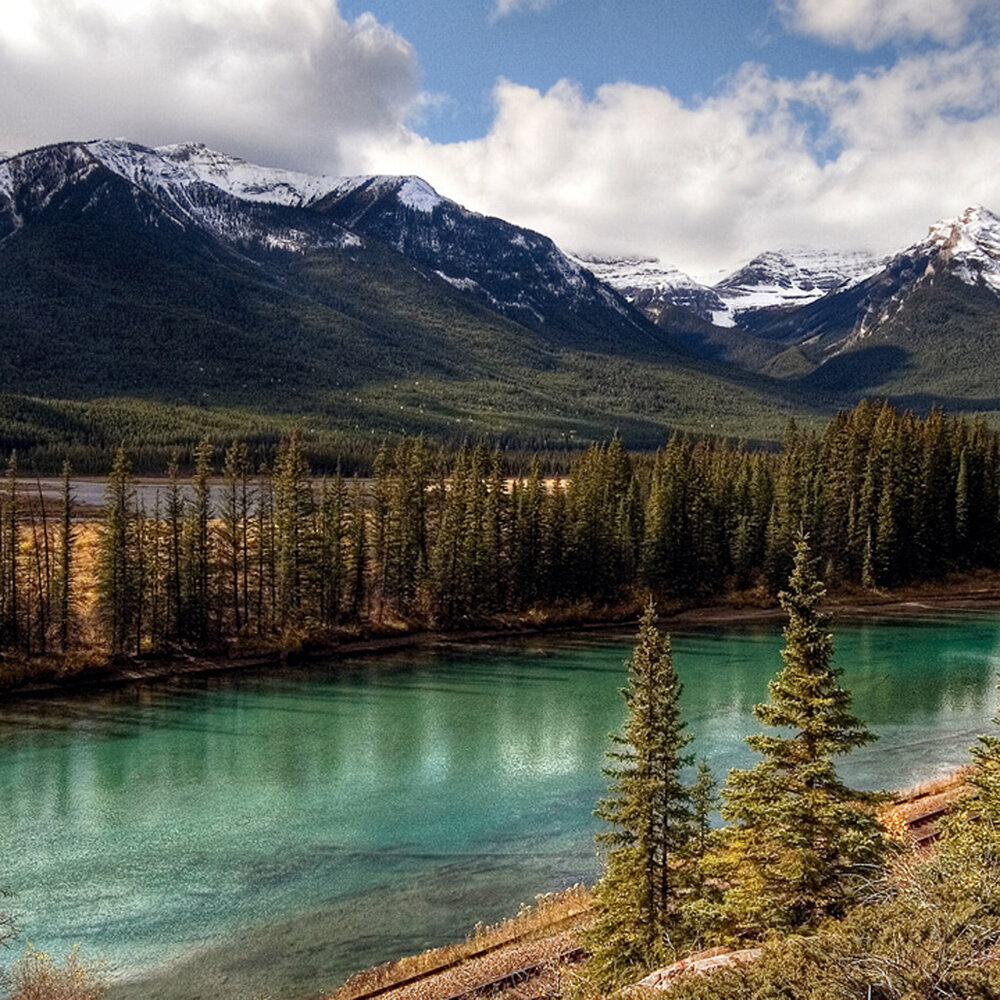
{"left": 6, "top": 572, "right": 1000, "bottom": 701}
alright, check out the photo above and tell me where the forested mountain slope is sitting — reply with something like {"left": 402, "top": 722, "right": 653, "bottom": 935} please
{"left": 0, "top": 140, "right": 817, "bottom": 453}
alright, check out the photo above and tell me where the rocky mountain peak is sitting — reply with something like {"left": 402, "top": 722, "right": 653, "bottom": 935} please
{"left": 920, "top": 205, "right": 1000, "bottom": 292}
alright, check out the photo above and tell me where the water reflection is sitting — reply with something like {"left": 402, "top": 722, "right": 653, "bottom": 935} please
{"left": 0, "top": 613, "right": 999, "bottom": 999}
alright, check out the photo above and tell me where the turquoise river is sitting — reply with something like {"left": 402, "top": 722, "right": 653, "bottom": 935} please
{"left": 1, "top": 611, "right": 1000, "bottom": 998}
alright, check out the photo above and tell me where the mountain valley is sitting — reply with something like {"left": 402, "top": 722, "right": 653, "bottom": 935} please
{"left": 2, "top": 139, "right": 1000, "bottom": 463}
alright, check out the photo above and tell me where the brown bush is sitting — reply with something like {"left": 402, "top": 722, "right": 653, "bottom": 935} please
{"left": 9, "top": 945, "right": 108, "bottom": 1000}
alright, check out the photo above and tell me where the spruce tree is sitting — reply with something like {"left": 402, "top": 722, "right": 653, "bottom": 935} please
{"left": 56, "top": 461, "right": 74, "bottom": 652}
{"left": 97, "top": 447, "right": 138, "bottom": 656}
{"left": 955, "top": 446, "right": 971, "bottom": 567}
{"left": 272, "top": 432, "right": 315, "bottom": 628}
{"left": 689, "top": 759, "right": 717, "bottom": 862}
{"left": 937, "top": 683, "right": 1000, "bottom": 906}
{"left": 709, "top": 534, "right": 885, "bottom": 938}
{"left": 587, "top": 600, "right": 693, "bottom": 987}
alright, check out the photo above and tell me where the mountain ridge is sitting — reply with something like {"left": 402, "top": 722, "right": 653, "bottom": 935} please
{"left": 0, "top": 137, "right": 814, "bottom": 448}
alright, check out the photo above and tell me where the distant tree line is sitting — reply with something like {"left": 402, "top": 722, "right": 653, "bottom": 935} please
{"left": 0, "top": 400, "right": 997, "bottom": 661}
{"left": 0, "top": 392, "right": 593, "bottom": 476}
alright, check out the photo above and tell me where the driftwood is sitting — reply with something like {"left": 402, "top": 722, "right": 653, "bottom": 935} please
{"left": 631, "top": 947, "right": 762, "bottom": 990}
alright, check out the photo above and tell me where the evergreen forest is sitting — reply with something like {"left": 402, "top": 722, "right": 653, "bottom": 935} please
{"left": 0, "top": 400, "right": 997, "bottom": 669}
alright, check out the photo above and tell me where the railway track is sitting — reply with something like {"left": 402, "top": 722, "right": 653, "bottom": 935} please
{"left": 438, "top": 947, "right": 587, "bottom": 1000}
{"left": 906, "top": 804, "right": 952, "bottom": 846}
{"left": 335, "top": 906, "right": 592, "bottom": 1000}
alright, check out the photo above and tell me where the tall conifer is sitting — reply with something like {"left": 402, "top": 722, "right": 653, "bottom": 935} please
{"left": 97, "top": 447, "right": 137, "bottom": 655}
{"left": 56, "top": 461, "right": 74, "bottom": 652}
{"left": 588, "top": 600, "right": 693, "bottom": 986}
{"left": 709, "top": 534, "right": 885, "bottom": 938}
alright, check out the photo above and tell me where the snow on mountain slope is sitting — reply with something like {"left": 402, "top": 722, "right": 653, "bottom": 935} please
{"left": 153, "top": 142, "right": 338, "bottom": 206}
{"left": 918, "top": 205, "right": 1000, "bottom": 293}
{"left": 315, "top": 179, "right": 642, "bottom": 332}
{"left": 153, "top": 144, "right": 446, "bottom": 214}
{"left": 575, "top": 247, "right": 887, "bottom": 329}
{"left": 573, "top": 254, "right": 730, "bottom": 325}
{"left": 0, "top": 143, "right": 156, "bottom": 239}
{"left": 81, "top": 141, "right": 456, "bottom": 254}
{"left": 573, "top": 254, "right": 698, "bottom": 291}
{"left": 78, "top": 139, "right": 360, "bottom": 251}
{"left": 714, "top": 247, "right": 888, "bottom": 324}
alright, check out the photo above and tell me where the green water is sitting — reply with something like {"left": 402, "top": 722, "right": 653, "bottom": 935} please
{"left": 1, "top": 613, "right": 999, "bottom": 998}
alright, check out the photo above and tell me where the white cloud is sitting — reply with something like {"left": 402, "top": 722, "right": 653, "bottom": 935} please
{"left": 491, "top": 0, "right": 560, "bottom": 21}
{"left": 3, "top": 0, "right": 1000, "bottom": 279}
{"left": 778, "top": 0, "right": 992, "bottom": 50}
{"left": 0, "top": 0, "right": 421, "bottom": 173}
{"left": 354, "top": 48, "right": 1000, "bottom": 278}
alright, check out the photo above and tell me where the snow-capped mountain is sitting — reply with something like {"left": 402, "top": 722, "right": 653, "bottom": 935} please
{"left": 913, "top": 205, "right": 1000, "bottom": 293}
{"left": 578, "top": 206, "right": 1000, "bottom": 399}
{"left": 571, "top": 254, "right": 727, "bottom": 325}
{"left": 0, "top": 139, "right": 650, "bottom": 340}
{"left": 88, "top": 140, "right": 336, "bottom": 207}
{"left": 574, "top": 246, "right": 888, "bottom": 330}
{"left": 0, "top": 140, "right": 360, "bottom": 253}
{"left": 735, "top": 204, "right": 1000, "bottom": 398}
{"left": 714, "top": 247, "right": 888, "bottom": 327}
{"left": 312, "top": 175, "right": 636, "bottom": 331}
{"left": 829, "top": 205, "right": 1000, "bottom": 352}
{"left": 6, "top": 134, "right": 1000, "bottom": 413}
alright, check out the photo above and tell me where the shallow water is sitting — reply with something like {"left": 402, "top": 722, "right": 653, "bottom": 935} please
{"left": 1, "top": 612, "right": 999, "bottom": 998}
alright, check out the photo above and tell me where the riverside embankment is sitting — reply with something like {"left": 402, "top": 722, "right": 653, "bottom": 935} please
{"left": 6, "top": 574, "right": 1000, "bottom": 700}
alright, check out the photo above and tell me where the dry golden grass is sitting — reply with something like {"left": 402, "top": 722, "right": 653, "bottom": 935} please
{"left": 8, "top": 944, "right": 108, "bottom": 1000}
{"left": 69, "top": 522, "right": 102, "bottom": 650}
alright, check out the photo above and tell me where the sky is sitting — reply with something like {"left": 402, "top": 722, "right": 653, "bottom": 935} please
{"left": 2, "top": 0, "right": 1000, "bottom": 278}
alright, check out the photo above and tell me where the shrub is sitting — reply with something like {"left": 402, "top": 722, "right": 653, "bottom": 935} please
{"left": 8, "top": 944, "right": 108, "bottom": 1000}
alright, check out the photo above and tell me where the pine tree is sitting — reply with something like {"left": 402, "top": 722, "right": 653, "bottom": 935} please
{"left": 955, "top": 446, "right": 971, "bottom": 567}
{"left": 97, "top": 447, "right": 138, "bottom": 656}
{"left": 221, "top": 441, "right": 251, "bottom": 632}
{"left": 347, "top": 477, "right": 368, "bottom": 619}
{"left": 146, "top": 491, "right": 165, "bottom": 651}
{"left": 186, "top": 438, "right": 213, "bottom": 644}
{"left": 689, "top": 759, "right": 717, "bottom": 862}
{"left": 56, "top": 461, "right": 74, "bottom": 652}
{"left": 587, "top": 600, "right": 694, "bottom": 987}
{"left": 317, "top": 471, "right": 347, "bottom": 627}
{"left": 273, "top": 431, "right": 316, "bottom": 627}
{"left": 164, "top": 453, "right": 185, "bottom": 643}
{"left": 370, "top": 443, "right": 393, "bottom": 622}
{"left": 2, "top": 454, "right": 20, "bottom": 648}
{"left": 709, "top": 534, "right": 885, "bottom": 938}
{"left": 27, "top": 478, "right": 52, "bottom": 654}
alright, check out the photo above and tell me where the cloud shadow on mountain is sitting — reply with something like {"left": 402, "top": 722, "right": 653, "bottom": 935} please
{"left": 797, "top": 345, "right": 909, "bottom": 393}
